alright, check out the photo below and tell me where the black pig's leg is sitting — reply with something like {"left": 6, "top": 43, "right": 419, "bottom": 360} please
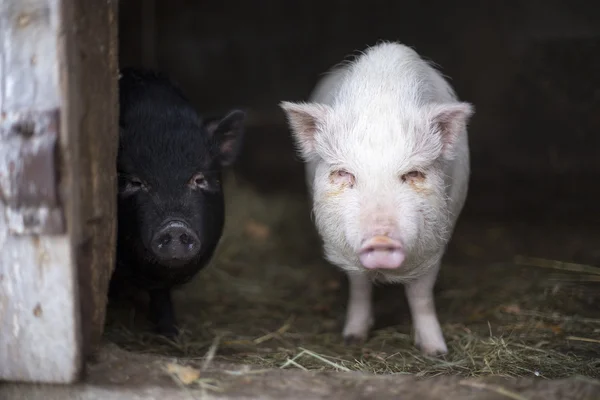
{"left": 148, "top": 288, "right": 179, "bottom": 338}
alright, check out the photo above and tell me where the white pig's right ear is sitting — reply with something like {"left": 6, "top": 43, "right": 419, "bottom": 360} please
{"left": 427, "top": 102, "right": 475, "bottom": 159}
{"left": 279, "top": 101, "right": 331, "bottom": 159}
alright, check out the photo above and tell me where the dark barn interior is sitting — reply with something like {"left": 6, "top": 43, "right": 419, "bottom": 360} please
{"left": 106, "top": 0, "right": 600, "bottom": 388}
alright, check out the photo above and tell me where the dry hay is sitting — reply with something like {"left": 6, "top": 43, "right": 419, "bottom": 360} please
{"left": 104, "top": 174, "right": 600, "bottom": 380}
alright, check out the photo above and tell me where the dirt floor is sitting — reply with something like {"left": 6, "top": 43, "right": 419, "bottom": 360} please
{"left": 2, "top": 343, "right": 599, "bottom": 400}
{"left": 99, "top": 124, "right": 600, "bottom": 396}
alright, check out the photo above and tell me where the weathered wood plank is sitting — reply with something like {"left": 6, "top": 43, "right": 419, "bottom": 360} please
{"left": 0, "top": 109, "right": 65, "bottom": 235}
{"left": 0, "top": 0, "right": 119, "bottom": 383}
{"left": 0, "top": 0, "right": 82, "bottom": 383}
{"left": 60, "top": 0, "right": 119, "bottom": 362}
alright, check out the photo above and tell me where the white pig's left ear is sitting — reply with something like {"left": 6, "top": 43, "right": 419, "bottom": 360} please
{"left": 428, "top": 102, "right": 474, "bottom": 159}
{"left": 279, "top": 101, "right": 332, "bottom": 160}
{"left": 207, "top": 110, "right": 246, "bottom": 167}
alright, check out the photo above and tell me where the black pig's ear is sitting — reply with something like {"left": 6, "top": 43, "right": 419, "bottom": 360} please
{"left": 206, "top": 110, "right": 246, "bottom": 167}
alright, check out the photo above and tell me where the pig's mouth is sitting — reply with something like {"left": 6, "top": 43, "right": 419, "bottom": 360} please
{"left": 358, "top": 236, "right": 405, "bottom": 270}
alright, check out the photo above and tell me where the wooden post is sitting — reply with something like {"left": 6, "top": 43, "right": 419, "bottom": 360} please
{"left": 0, "top": 0, "right": 119, "bottom": 384}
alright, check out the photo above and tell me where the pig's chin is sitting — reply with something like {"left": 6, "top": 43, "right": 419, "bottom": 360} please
{"left": 157, "top": 257, "right": 198, "bottom": 269}
{"left": 358, "top": 249, "right": 405, "bottom": 270}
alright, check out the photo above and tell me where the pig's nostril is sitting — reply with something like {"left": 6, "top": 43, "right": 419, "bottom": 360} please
{"left": 358, "top": 236, "right": 405, "bottom": 270}
{"left": 364, "top": 245, "right": 397, "bottom": 253}
{"left": 158, "top": 234, "right": 172, "bottom": 247}
{"left": 151, "top": 221, "right": 202, "bottom": 267}
{"left": 360, "top": 236, "right": 403, "bottom": 252}
{"left": 152, "top": 221, "right": 201, "bottom": 264}
{"left": 179, "top": 233, "right": 193, "bottom": 245}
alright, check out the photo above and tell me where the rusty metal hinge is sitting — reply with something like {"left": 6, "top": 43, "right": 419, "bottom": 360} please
{"left": 0, "top": 109, "right": 65, "bottom": 235}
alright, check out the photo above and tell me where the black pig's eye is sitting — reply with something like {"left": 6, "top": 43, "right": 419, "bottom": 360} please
{"left": 118, "top": 174, "right": 147, "bottom": 195}
{"left": 189, "top": 173, "right": 209, "bottom": 190}
{"left": 129, "top": 178, "right": 143, "bottom": 188}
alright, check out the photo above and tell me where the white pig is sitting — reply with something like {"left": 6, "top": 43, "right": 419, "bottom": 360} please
{"left": 280, "top": 41, "right": 474, "bottom": 355}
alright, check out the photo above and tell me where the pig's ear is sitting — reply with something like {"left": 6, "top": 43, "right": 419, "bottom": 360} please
{"left": 428, "top": 102, "right": 474, "bottom": 158}
{"left": 203, "top": 116, "right": 222, "bottom": 137}
{"left": 207, "top": 110, "right": 246, "bottom": 167}
{"left": 279, "top": 101, "right": 331, "bottom": 159}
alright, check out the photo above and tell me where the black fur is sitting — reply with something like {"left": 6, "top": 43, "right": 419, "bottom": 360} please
{"left": 111, "top": 67, "right": 245, "bottom": 337}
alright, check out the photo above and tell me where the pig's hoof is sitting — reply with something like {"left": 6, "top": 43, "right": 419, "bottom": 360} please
{"left": 415, "top": 340, "right": 448, "bottom": 356}
{"left": 342, "top": 317, "right": 373, "bottom": 346}
{"left": 343, "top": 334, "right": 367, "bottom": 346}
{"left": 413, "top": 325, "right": 448, "bottom": 356}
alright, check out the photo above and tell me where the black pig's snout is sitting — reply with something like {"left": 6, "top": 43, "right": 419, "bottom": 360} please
{"left": 151, "top": 220, "right": 201, "bottom": 265}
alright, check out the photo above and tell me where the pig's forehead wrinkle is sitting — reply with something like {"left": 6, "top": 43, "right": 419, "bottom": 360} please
{"left": 341, "top": 151, "right": 431, "bottom": 177}
{"left": 122, "top": 141, "right": 214, "bottom": 169}
{"left": 319, "top": 138, "right": 441, "bottom": 176}
{"left": 138, "top": 151, "right": 215, "bottom": 177}
{"left": 328, "top": 102, "right": 425, "bottom": 140}
{"left": 319, "top": 114, "right": 441, "bottom": 171}
{"left": 119, "top": 136, "right": 219, "bottom": 181}
{"left": 120, "top": 114, "right": 217, "bottom": 154}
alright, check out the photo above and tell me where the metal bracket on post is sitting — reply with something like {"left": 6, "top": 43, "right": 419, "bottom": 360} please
{"left": 0, "top": 109, "right": 65, "bottom": 235}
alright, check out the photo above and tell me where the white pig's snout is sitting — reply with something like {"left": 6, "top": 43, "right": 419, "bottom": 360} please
{"left": 358, "top": 236, "right": 405, "bottom": 270}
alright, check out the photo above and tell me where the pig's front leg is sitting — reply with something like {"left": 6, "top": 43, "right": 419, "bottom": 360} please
{"left": 148, "top": 288, "right": 179, "bottom": 339}
{"left": 343, "top": 271, "right": 374, "bottom": 344}
{"left": 404, "top": 262, "right": 447, "bottom": 356}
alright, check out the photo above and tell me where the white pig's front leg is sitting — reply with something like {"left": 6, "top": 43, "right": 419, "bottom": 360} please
{"left": 404, "top": 262, "right": 448, "bottom": 356}
{"left": 342, "top": 271, "right": 374, "bottom": 344}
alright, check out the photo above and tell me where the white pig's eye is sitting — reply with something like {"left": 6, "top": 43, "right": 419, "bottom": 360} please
{"left": 401, "top": 170, "right": 426, "bottom": 182}
{"left": 189, "top": 173, "right": 209, "bottom": 190}
{"left": 329, "top": 169, "right": 356, "bottom": 188}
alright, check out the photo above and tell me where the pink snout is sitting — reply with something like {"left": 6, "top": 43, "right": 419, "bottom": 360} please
{"left": 358, "top": 236, "right": 405, "bottom": 270}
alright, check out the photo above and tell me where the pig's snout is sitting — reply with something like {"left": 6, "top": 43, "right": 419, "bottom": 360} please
{"left": 358, "top": 236, "right": 405, "bottom": 270}
{"left": 152, "top": 220, "right": 201, "bottom": 265}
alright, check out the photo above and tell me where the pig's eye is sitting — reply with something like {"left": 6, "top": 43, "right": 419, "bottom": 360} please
{"left": 129, "top": 178, "right": 144, "bottom": 188}
{"left": 119, "top": 175, "right": 147, "bottom": 194}
{"left": 330, "top": 169, "right": 356, "bottom": 188}
{"left": 189, "top": 173, "right": 209, "bottom": 190}
{"left": 401, "top": 170, "right": 426, "bottom": 182}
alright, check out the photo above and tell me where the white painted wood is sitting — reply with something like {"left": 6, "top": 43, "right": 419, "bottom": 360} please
{"left": 0, "top": 0, "right": 82, "bottom": 383}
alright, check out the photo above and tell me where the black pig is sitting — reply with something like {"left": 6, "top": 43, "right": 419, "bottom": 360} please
{"left": 110, "top": 67, "right": 245, "bottom": 337}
